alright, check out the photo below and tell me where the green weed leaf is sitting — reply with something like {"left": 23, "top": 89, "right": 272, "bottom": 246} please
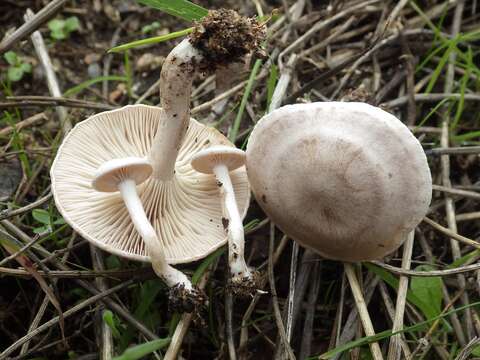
{"left": 51, "top": 29, "right": 66, "bottom": 40}
{"left": 48, "top": 17, "right": 80, "bottom": 40}
{"left": 136, "top": 0, "right": 208, "bottom": 21}
{"left": 4, "top": 51, "right": 18, "bottom": 66}
{"left": 410, "top": 265, "right": 443, "bottom": 319}
{"left": 141, "top": 21, "right": 161, "bottom": 34}
{"left": 472, "top": 345, "right": 480, "bottom": 356}
{"left": 20, "top": 62, "right": 32, "bottom": 73}
{"left": 64, "top": 16, "right": 80, "bottom": 32}
{"left": 7, "top": 67, "right": 24, "bottom": 82}
{"left": 113, "top": 338, "right": 171, "bottom": 360}
{"left": 32, "top": 209, "right": 51, "bottom": 225}
{"left": 48, "top": 19, "right": 64, "bottom": 32}
{"left": 364, "top": 263, "right": 435, "bottom": 319}
{"left": 103, "top": 310, "right": 122, "bottom": 339}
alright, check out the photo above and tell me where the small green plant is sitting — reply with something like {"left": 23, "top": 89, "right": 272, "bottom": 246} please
{"left": 3, "top": 51, "right": 32, "bottom": 82}
{"left": 48, "top": 16, "right": 80, "bottom": 40}
{"left": 141, "top": 21, "right": 161, "bottom": 34}
{"left": 32, "top": 208, "right": 65, "bottom": 234}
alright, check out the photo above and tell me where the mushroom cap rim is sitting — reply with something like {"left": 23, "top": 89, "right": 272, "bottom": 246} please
{"left": 92, "top": 157, "right": 153, "bottom": 193}
{"left": 191, "top": 145, "right": 246, "bottom": 174}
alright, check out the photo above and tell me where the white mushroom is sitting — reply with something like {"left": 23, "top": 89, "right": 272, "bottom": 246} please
{"left": 51, "top": 10, "right": 264, "bottom": 311}
{"left": 91, "top": 157, "right": 195, "bottom": 294}
{"left": 246, "top": 102, "right": 432, "bottom": 261}
{"left": 191, "top": 146, "right": 257, "bottom": 295}
{"left": 51, "top": 105, "right": 248, "bottom": 311}
{"left": 246, "top": 101, "right": 432, "bottom": 359}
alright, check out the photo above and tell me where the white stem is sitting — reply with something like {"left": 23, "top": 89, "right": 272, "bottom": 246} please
{"left": 150, "top": 39, "right": 203, "bottom": 180}
{"left": 213, "top": 164, "right": 250, "bottom": 278}
{"left": 118, "top": 179, "right": 192, "bottom": 290}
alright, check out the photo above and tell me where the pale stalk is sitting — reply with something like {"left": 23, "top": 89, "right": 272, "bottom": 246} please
{"left": 118, "top": 179, "right": 192, "bottom": 289}
{"left": 150, "top": 39, "right": 202, "bottom": 180}
{"left": 213, "top": 164, "right": 251, "bottom": 280}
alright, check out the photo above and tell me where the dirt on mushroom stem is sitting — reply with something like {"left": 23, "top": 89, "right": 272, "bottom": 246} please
{"left": 168, "top": 283, "right": 207, "bottom": 315}
{"left": 190, "top": 9, "right": 266, "bottom": 73}
{"left": 227, "top": 269, "right": 261, "bottom": 297}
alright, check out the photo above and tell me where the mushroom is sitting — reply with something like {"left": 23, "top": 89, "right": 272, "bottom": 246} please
{"left": 191, "top": 146, "right": 257, "bottom": 295}
{"left": 91, "top": 157, "right": 200, "bottom": 309}
{"left": 51, "top": 105, "right": 248, "bottom": 310}
{"left": 246, "top": 101, "right": 431, "bottom": 359}
{"left": 246, "top": 101, "right": 432, "bottom": 262}
{"left": 51, "top": 10, "right": 264, "bottom": 311}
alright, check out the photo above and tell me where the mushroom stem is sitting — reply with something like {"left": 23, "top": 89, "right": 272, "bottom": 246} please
{"left": 213, "top": 164, "right": 250, "bottom": 280}
{"left": 150, "top": 39, "right": 202, "bottom": 181}
{"left": 118, "top": 179, "right": 192, "bottom": 290}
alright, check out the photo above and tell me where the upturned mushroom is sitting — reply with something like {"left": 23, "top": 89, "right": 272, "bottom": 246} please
{"left": 51, "top": 10, "right": 264, "bottom": 311}
{"left": 91, "top": 157, "right": 201, "bottom": 310}
{"left": 191, "top": 146, "right": 257, "bottom": 295}
{"left": 246, "top": 101, "right": 432, "bottom": 262}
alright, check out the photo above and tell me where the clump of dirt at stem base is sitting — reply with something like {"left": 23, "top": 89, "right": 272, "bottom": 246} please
{"left": 190, "top": 9, "right": 266, "bottom": 71}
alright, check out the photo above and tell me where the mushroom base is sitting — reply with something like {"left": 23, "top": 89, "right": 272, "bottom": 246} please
{"left": 228, "top": 270, "right": 261, "bottom": 297}
{"left": 168, "top": 284, "right": 207, "bottom": 314}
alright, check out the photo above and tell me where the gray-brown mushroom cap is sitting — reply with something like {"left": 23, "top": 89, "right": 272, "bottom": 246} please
{"left": 51, "top": 105, "right": 250, "bottom": 264}
{"left": 246, "top": 102, "right": 432, "bottom": 262}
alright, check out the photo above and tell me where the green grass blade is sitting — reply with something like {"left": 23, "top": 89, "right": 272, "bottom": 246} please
{"left": 453, "top": 130, "right": 480, "bottom": 142}
{"left": 136, "top": 0, "right": 208, "bottom": 21}
{"left": 124, "top": 51, "right": 133, "bottom": 98}
{"left": 460, "top": 29, "right": 480, "bottom": 42}
{"left": 113, "top": 337, "right": 171, "bottom": 360}
{"left": 64, "top": 76, "right": 126, "bottom": 97}
{"left": 447, "top": 249, "right": 480, "bottom": 269}
{"left": 103, "top": 310, "right": 121, "bottom": 339}
{"left": 191, "top": 247, "right": 224, "bottom": 285}
{"left": 451, "top": 46, "right": 472, "bottom": 130}
{"left": 425, "top": 39, "right": 458, "bottom": 94}
{"left": 229, "top": 59, "right": 262, "bottom": 142}
{"left": 415, "top": 97, "right": 451, "bottom": 129}
{"left": 266, "top": 63, "right": 278, "bottom": 111}
{"left": 316, "top": 300, "right": 480, "bottom": 359}
{"left": 2, "top": 111, "right": 31, "bottom": 177}
{"left": 415, "top": 41, "right": 449, "bottom": 74}
{"left": 109, "top": 28, "right": 193, "bottom": 53}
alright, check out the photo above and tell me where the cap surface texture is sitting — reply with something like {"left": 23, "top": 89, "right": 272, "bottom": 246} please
{"left": 51, "top": 105, "right": 250, "bottom": 264}
{"left": 246, "top": 102, "right": 432, "bottom": 262}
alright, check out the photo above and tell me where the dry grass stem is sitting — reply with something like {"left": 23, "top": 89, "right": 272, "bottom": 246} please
{"left": 344, "top": 263, "right": 384, "bottom": 360}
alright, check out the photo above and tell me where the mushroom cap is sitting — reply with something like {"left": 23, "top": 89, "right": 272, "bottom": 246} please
{"left": 92, "top": 157, "right": 152, "bottom": 192}
{"left": 246, "top": 102, "right": 432, "bottom": 262}
{"left": 191, "top": 145, "right": 246, "bottom": 174}
{"left": 51, "top": 105, "right": 250, "bottom": 264}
